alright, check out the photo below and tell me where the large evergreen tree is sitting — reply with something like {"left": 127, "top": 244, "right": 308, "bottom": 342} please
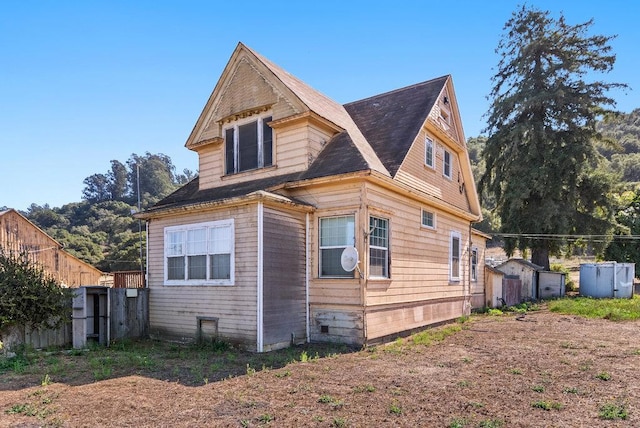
{"left": 480, "top": 5, "right": 627, "bottom": 269}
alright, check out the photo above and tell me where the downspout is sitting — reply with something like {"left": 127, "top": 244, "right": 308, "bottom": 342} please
{"left": 145, "top": 221, "right": 149, "bottom": 287}
{"left": 257, "top": 202, "right": 264, "bottom": 352}
{"left": 467, "top": 222, "right": 472, "bottom": 315}
{"left": 305, "top": 213, "right": 310, "bottom": 343}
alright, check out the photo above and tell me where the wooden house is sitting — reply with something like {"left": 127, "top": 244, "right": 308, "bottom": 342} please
{"left": 0, "top": 209, "right": 103, "bottom": 286}
{"left": 137, "top": 43, "right": 483, "bottom": 351}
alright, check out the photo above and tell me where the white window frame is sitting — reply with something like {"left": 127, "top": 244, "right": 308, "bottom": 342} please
{"left": 368, "top": 216, "right": 389, "bottom": 279}
{"left": 224, "top": 113, "right": 273, "bottom": 175}
{"left": 319, "top": 215, "right": 355, "bottom": 278}
{"left": 164, "top": 219, "right": 235, "bottom": 286}
{"left": 450, "top": 230, "right": 461, "bottom": 282}
{"left": 425, "top": 137, "right": 434, "bottom": 168}
{"left": 421, "top": 209, "right": 436, "bottom": 229}
{"left": 471, "top": 247, "right": 478, "bottom": 282}
{"left": 443, "top": 149, "right": 452, "bottom": 179}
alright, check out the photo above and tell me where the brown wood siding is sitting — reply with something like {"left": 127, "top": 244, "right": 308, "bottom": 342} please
{"left": 0, "top": 210, "right": 102, "bottom": 286}
{"left": 365, "top": 297, "right": 466, "bottom": 341}
{"left": 262, "top": 207, "right": 307, "bottom": 349}
{"left": 362, "top": 183, "right": 471, "bottom": 340}
{"left": 146, "top": 205, "right": 259, "bottom": 349}
{"left": 197, "top": 144, "right": 223, "bottom": 191}
{"left": 294, "top": 182, "right": 364, "bottom": 307}
{"left": 395, "top": 127, "right": 471, "bottom": 213}
{"left": 362, "top": 184, "right": 470, "bottom": 306}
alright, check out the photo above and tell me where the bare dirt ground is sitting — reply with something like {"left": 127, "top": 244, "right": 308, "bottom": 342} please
{"left": 1, "top": 308, "right": 639, "bottom": 427}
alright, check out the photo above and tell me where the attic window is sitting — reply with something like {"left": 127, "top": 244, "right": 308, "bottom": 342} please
{"left": 225, "top": 115, "right": 273, "bottom": 174}
{"left": 425, "top": 138, "right": 434, "bottom": 168}
{"left": 443, "top": 149, "right": 452, "bottom": 179}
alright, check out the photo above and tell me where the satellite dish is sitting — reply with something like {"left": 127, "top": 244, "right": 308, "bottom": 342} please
{"left": 340, "top": 246, "right": 359, "bottom": 272}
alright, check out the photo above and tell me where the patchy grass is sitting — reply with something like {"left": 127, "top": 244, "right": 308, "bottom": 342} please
{"left": 0, "top": 339, "right": 355, "bottom": 387}
{"left": 549, "top": 296, "right": 640, "bottom": 321}
{"left": 599, "top": 401, "right": 628, "bottom": 420}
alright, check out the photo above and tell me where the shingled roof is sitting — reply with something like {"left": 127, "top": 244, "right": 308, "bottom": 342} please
{"left": 146, "top": 45, "right": 451, "bottom": 215}
{"left": 345, "top": 76, "right": 448, "bottom": 176}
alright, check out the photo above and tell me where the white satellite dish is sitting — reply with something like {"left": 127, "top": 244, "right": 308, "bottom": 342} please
{"left": 340, "top": 246, "right": 359, "bottom": 272}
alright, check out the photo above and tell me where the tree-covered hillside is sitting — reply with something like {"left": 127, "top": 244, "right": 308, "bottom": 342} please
{"left": 24, "top": 153, "right": 194, "bottom": 272}
{"left": 597, "top": 108, "right": 640, "bottom": 182}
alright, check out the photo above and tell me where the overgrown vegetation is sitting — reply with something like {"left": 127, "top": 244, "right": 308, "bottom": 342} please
{"left": 0, "top": 250, "right": 73, "bottom": 334}
{"left": 548, "top": 296, "right": 640, "bottom": 321}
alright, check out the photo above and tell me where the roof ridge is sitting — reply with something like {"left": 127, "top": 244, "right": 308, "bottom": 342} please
{"left": 243, "top": 43, "right": 390, "bottom": 177}
{"left": 344, "top": 75, "right": 449, "bottom": 106}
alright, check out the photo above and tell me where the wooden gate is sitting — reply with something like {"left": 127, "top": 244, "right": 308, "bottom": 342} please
{"left": 503, "top": 275, "right": 522, "bottom": 306}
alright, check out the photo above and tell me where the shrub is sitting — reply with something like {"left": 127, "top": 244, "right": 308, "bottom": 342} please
{"left": 550, "top": 263, "right": 576, "bottom": 292}
{"left": 0, "top": 250, "right": 74, "bottom": 333}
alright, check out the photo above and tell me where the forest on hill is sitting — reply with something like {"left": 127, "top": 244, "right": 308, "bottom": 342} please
{"left": 3, "top": 109, "right": 639, "bottom": 273}
{"left": 12, "top": 153, "right": 195, "bottom": 272}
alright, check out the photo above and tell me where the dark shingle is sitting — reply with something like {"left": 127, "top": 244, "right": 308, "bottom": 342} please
{"left": 344, "top": 76, "right": 448, "bottom": 176}
{"left": 146, "top": 75, "right": 447, "bottom": 214}
{"left": 300, "top": 131, "right": 369, "bottom": 180}
{"left": 147, "top": 172, "right": 304, "bottom": 213}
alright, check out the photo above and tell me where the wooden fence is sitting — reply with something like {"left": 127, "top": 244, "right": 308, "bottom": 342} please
{"left": 113, "top": 271, "right": 145, "bottom": 288}
{"left": 1, "top": 287, "right": 149, "bottom": 351}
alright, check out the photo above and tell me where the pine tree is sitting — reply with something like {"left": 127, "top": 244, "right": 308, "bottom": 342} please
{"left": 480, "top": 5, "right": 627, "bottom": 269}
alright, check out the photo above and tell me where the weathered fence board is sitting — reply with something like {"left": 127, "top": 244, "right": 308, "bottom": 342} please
{"left": 2, "top": 287, "right": 150, "bottom": 352}
{"left": 110, "top": 288, "right": 149, "bottom": 341}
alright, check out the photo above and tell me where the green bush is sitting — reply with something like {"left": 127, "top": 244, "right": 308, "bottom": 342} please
{"left": 550, "top": 263, "right": 576, "bottom": 292}
{"left": 0, "top": 250, "right": 74, "bottom": 331}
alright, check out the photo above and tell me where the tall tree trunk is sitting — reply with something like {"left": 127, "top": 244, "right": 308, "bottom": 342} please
{"left": 531, "top": 247, "right": 550, "bottom": 270}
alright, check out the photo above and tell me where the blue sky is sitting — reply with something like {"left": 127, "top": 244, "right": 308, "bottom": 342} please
{"left": 1, "top": 1, "right": 638, "bottom": 212}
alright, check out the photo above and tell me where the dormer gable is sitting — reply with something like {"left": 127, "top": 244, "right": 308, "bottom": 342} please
{"left": 399, "top": 76, "right": 480, "bottom": 218}
{"left": 185, "top": 43, "right": 388, "bottom": 191}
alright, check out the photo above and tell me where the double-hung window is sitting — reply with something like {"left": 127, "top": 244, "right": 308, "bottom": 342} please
{"left": 450, "top": 231, "right": 461, "bottom": 282}
{"left": 471, "top": 247, "right": 478, "bottom": 282}
{"left": 425, "top": 137, "right": 434, "bottom": 168}
{"left": 225, "top": 115, "right": 273, "bottom": 174}
{"left": 319, "top": 215, "right": 355, "bottom": 277}
{"left": 165, "top": 220, "right": 234, "bottom": 285}
{"left": 369, "top": 216, "right": 389, "bottom": 278}
{"left": 443, "top": 149, "right": 452, "bottom": 179}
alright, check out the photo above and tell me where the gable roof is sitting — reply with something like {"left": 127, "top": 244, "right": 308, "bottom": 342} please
{"left": 0, "top": 208, "right": 103, "bottom": 276}
{"left": 344, "top": 76, "right": 448, "bottom": 176}
{"left": 185, "top": 42, "right": 389, "bottom": 177}
{"left": 145, "top": 43, "right": 481, "bottom": 219}
{"left": 243, "top": 44, "right": 389, "bottom": 177}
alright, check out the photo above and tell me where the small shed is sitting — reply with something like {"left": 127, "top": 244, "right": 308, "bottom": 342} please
{"left": 495, "top": 259, "right": 543, "bottom": 301}
{"left": 483, "top": 265, "right": 505, "bottom": 308}
{"left": 538, "top": 271, "right": 566, "bottom": 299}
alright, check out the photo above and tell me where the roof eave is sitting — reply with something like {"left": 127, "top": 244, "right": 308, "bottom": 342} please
{"left": 136, "top": 190, "right": 314, "bottom": 220}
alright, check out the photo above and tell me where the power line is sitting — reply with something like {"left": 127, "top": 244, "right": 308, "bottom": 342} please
{"left": 490, "top": 233, "right": 640, "bottom": 243}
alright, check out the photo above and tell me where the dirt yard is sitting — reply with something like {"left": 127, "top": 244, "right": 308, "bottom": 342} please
{"left": 1, "top": 308, "right": 638, "bottom": 427}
